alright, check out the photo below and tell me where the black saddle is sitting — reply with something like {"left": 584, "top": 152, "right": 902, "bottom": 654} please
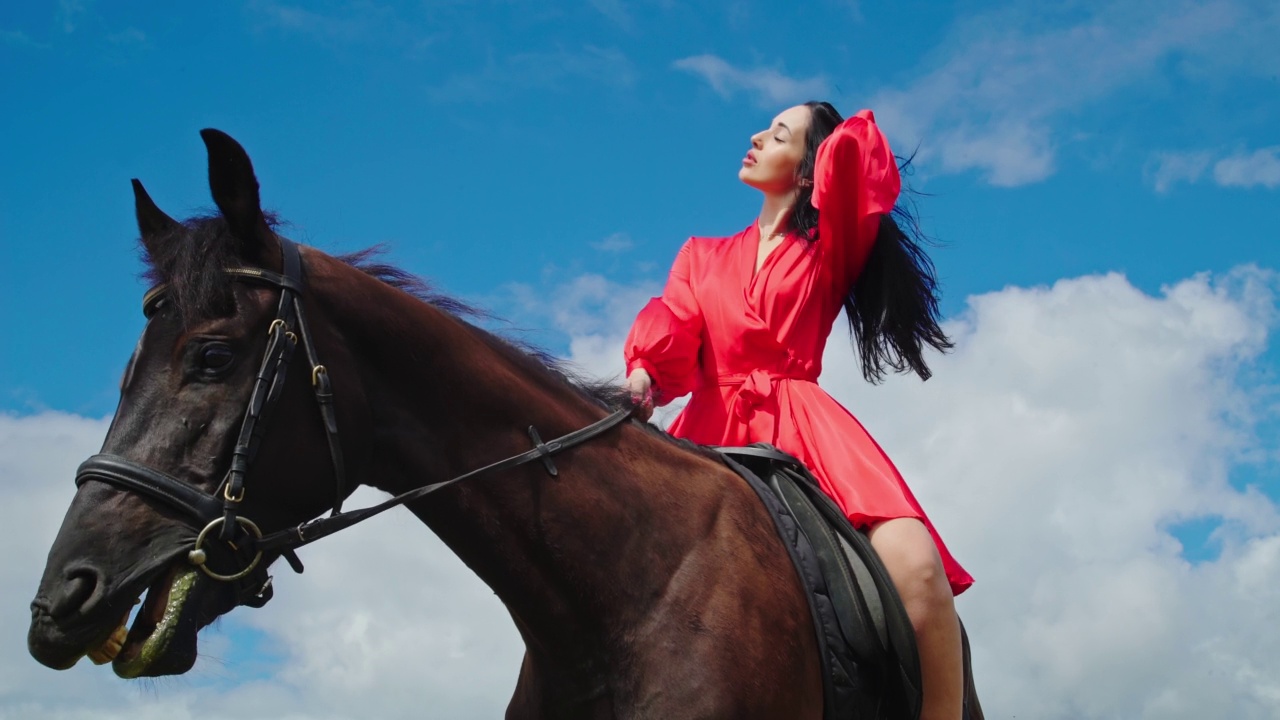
{"left": 718, "top": 444, "right": 974, "bottom": 720}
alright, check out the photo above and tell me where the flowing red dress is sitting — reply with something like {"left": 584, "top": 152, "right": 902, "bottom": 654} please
{"left": 624, "top": 110, "right": 973, "bottom": 596}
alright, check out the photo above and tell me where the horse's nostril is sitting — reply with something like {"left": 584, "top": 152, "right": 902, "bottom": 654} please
{"left": 48, "top": 568, "right": 105, "bottom": 619}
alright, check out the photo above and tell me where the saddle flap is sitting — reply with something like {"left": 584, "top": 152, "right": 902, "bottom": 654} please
{"left": 719, "top": 444, "right": 923, "bottom": 720}
{"left": 783, "top": 471, "right": 926, "bottom": 712}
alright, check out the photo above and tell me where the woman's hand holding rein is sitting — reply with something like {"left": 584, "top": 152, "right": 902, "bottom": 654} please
{"left": 625, "top": 368, "right": 654, "bottom": 422}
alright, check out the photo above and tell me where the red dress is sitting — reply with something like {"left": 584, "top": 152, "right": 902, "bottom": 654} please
{"left": 625, "top": 110, "right": 973, "bottom": 595}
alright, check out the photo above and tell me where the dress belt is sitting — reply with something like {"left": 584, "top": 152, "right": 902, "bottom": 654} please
{"left": 717, "top": 367, "right": 816, "bottom": 421}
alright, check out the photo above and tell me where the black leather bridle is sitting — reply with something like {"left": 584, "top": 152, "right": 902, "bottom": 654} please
{"left": 75, "top": 237, "right": 632, "bottom": 608}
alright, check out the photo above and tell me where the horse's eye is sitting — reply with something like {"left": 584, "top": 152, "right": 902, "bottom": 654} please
{"left": 201, "top": 344, "right": 234, "bottom": 371}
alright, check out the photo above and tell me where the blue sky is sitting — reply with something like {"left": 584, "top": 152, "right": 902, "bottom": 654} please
{"left": 3, "top": 0, "right": 1277, "bottom": 415}
{"left": 3, "top": 1, "right": 1279, "bottom": 717}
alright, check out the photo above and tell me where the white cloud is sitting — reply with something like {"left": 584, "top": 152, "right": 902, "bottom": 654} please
{"left": 1149, "top": 150, "right": 1214, "bottom": 192}
{"left": 1214, "top": 146, "right": 1280, "bottom": 189}
{"left": 1149, "top": 146, "right": 1280, "bottom": 192}
{"left": 821, "top": 268, "right": 1280, "bottom": 717}
{"left": 6, "top": 263, "right": 1280, "bottom": 718}
{"left": 870, "top": 0, "right": 1277, "bottom": 186}
{"left": 672, "top": 54, "right": 829, "bottom": 107}
{"left": 507, "top": 272, "right": 657, "bottom": 344}
{"left": 590, "top": 232, "right": 634, "bottom": 253}
{"left": 933, "top": 121, "right": 1057, "bottom": 188}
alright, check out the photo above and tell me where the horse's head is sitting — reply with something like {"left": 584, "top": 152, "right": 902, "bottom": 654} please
{"left": 28, "top": 130, "right": 362, "bottom": 677}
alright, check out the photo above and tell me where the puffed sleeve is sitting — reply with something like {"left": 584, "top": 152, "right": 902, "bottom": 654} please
{"left": 624, "top": 239, "right": 704, "bottom": 404}
{"left": 811, "top": 109, "right": 902, "bottom": 291}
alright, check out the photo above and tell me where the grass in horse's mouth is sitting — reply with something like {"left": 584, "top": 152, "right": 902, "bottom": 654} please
{"left": 84, "top": 564, "right": 199, "bottom": 677}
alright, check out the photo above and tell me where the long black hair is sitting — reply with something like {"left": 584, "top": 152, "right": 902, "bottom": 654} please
{"left": 789, "top": 101, "right": 953, "bottom": 383}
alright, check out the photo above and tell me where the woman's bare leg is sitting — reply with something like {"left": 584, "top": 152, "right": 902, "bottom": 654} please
{"left": 868, "top": 518, "right": 963, "bottom": 720}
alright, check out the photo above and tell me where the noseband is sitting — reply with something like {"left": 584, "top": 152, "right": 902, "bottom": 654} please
{"left": 75, "top": 237, "right": 631, "bottom": 609}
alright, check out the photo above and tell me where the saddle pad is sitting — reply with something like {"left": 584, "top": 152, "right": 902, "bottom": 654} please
{"left": 717, "top": 444, "right": 923, "bottom": 720}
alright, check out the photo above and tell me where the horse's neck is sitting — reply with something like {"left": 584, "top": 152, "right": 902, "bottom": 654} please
{"left": 317, "top": 263, "right": 711, "bottom": 667}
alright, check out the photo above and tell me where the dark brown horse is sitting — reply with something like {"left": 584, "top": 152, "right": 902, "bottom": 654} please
{"left": 27, "top": 130, "right": 966, "bottom": 718}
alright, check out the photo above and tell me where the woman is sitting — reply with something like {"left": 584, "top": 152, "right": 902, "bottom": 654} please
{"left": 623, "top": 102, "right": 972, "bottom": 720}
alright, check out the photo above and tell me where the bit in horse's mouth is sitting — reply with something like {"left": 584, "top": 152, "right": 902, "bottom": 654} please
{"left": 83, "top": 563, "right": 202, "bottom": 678}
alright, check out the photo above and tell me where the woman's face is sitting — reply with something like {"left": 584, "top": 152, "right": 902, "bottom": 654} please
{"left": 739, "top": 104, "right": 811, "bottom": 195}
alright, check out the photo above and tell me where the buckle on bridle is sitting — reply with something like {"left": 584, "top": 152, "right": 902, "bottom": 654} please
{"left": 267, "top": 318, "right": 297, "bottom": 344}
{"left": 223, "top": 483, "right": 246, "bottom": 503}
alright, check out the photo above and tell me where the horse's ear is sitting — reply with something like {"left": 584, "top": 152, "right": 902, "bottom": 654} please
{"left": 132, "top": 178, "right": 180, "bottom": 263}
{"left": 200, "top": 128, "right": 279, "bottom": 267}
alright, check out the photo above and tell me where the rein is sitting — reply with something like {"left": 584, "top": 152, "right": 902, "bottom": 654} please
{"left": 74, "top": 237, "right": 632, "bottom": 608}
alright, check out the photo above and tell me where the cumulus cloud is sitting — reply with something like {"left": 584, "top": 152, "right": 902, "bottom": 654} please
{"left": 549, "top": 266, "right": 1280, "bottom": 717}
{"left": 672, "top": 54, "right": 829, "bottom": 107}
{"left": 816, "top": 269, "right": 1280, "bottom": 717}
{"left": 870, "top": 0, "right": 1279, "bottom": 186}
{"left": 5, "top": 264, "right": 1279, "bottom": 718}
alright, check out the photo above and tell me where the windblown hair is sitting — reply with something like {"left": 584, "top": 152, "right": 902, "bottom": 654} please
{"left": 788, "top": 101, "right": 953, "bottom": 383}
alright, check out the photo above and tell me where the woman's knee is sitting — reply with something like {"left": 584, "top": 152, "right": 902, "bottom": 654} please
{"left": 867, "top": 519, "right": 951, "bottom": 617}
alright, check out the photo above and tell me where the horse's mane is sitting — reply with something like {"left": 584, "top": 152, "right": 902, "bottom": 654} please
{"left": 338, "top": 248, "right": 720, "bottom": 459}
{"left": 335, "top": 246, "right": 630, "bottom": 410}
{"left": 139, "top": 217, "right": 715, "bottom": 459}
